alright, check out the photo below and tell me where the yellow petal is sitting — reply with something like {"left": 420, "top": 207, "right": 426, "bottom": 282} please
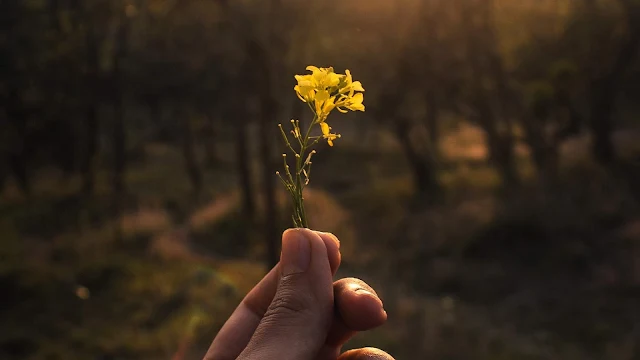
{"left": 327, "top": 72, "right": 340, "bottom": 87}
{"left": 352, "top": 81, "right": 365, "bottom": 92}
{"left": 297, "top": 79, "right": 313, "bottom": 87}
{"left": 312, "top": 72, "right": 325, "bottom": 86}
{"left": 350, "top": 103, "right": 365, "bottom": 111}
{"left": 306, "top": 65, "right": 320, "bottom": 73}
{"left": 346, "top": 93, "right": 365, "bottom": 111}
{"left": 345, "top": 69, "right": 352, "bottom": 83}
{"left": 327, "top": 139, "right": 334, "bottom": 146}
{"left": 316, "top": 90, "right": 329, "bottom": 102}
{"left": 351, "top": 92, "right": 364, "bottom": 105}
{"left": 336, "top": 106, "right": 348, "bottom": 113}
{"left": 323, "top": 97, "right": 336, "bottom": 113}
{"left": 294, "top": 86, "right": 306, "bottom": 102}
{"left": 320, "top": 122, "right": 330, "bottom": 136}
{"left": 298, "top": 86, "right": 314, "bottom": 101}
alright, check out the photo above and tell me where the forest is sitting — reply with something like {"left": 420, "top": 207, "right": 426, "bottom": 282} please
{"left": 1, "top": 0, "right": 640, "bottom": 359}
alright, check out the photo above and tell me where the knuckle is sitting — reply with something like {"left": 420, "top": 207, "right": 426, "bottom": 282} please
{"left": 263, "top": 275, "right": 314, "bottom": 320}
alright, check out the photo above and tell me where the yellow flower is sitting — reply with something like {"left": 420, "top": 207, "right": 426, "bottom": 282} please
{"left": 346, "top": 92, "right": 365, "bottom": 111}
{"left": 315, "top": 92, "right": 336, "bottom": 121}
{"left": 338, "top": 69, "right": 365, "bottom": 95}
{"left": 319, "top": 121, "right": 341, "bottom": 146}
{"left": 292, "top": 66, "right": 365, "bottom": 146}
{"left": 294, "top": 75, "right": 315, "bottom": 102}
{"left": 307, "top": 66, "right": 341, "bottom": 88}
{"left": 294, "top": 66, "right": 363, "bottom": 113}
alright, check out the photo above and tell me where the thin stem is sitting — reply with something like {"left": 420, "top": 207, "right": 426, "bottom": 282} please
{"left": 296, "top": 114, "right": 317, "bottom": 228}
{"left": 283, "top": 155, "right": 295, "bottom": 186}
{"left": 279, "top": 124, "right": 298, "bottom": 156}
{"left": 279, "top": 103, "right": 321, "bottom": 228}
{"left": 294, "top": 152, "right": 304, "bottom": 227}
{"left": 294, "top": 120, "right": 304, "bottom": 147}
{"left": 309, "top": 137, "right": 321, "bottom": 147}
{"left": 276, "top": 172, "right": 292, "bottom": 192}
{"left": 306, "top": 161, "right": 313, "bottom": 182}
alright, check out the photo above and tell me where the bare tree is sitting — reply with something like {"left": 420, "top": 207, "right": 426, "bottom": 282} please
{"left": 585, "top": 0, "right": 640, "bottom": 165}
{"left": 459, "top": 0, "right": 520, "bottom": 188}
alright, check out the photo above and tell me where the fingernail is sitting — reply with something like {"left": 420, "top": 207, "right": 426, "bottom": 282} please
{"left": 281, "top": 229, "right": 311, "bottom": 275}
{"left": 318, "top": 231, "right": 340, "bottom": 248}
{"left": 328, "top": 233, "right": 340, "bottom": 248}
{"left": 355, "top": 288, "right": 384, "bottom": 310}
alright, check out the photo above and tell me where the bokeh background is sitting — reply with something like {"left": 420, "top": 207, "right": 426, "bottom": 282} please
{"left": 2, "top": 0, "right": 640, "bottom": 359}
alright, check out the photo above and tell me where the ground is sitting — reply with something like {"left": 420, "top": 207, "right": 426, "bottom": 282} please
{"left": 1, "top": 124, "right": 639, "bottom": 359}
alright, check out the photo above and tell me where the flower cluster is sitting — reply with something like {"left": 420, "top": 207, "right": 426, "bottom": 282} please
{"left": 278, "top": 65, "right": 365, "bottom": 228}
{"left": 294, "top": 66, "right": 365, "bottom": 146}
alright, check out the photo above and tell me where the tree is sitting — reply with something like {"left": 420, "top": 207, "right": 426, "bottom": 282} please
{"left": 584, "top": 0, "right": 640, "bottom": 165}
{"left": 369, "top": 0, "right": 443, "bottom": 198}
{"left": 458, "top": 0, "right": 521, "bottom": 188}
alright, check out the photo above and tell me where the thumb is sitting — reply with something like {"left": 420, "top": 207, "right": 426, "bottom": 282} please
{"left": 238, "top": 228, "right": 334, "bottom": 360}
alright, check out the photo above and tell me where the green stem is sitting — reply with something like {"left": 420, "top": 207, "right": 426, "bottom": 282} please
{"left": 294, "top": 114, "right": 318, "bottom": 228}
{"left": 278, "top": 124, "right": 298, "bottom": 156}
{"left": 279, "top": 105, "right": 320, "bottom": 228}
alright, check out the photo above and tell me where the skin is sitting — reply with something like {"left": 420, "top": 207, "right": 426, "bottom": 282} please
{"left": 204, "top": 229, "right": 395, "bottom": 360}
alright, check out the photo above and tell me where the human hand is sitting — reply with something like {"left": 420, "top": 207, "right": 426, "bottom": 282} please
{"left": 204, "top": 228, "right": 394, "bottom": 360}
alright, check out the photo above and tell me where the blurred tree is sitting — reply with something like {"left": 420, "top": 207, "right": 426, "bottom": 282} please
{"left": 552, "top": 0, "right": 640, "bottom": 166}
{"left": 234, "top": 111, "right": 256, "bottom": 221}
{"left": 215, "top": 0, "right": 257, "bottom": 222}
{"left": 1, "top": 2, "right": 32, "bottom": 195}
{"left": 59, "top": 0, "right": 112, "bottom": 195}
{"left": 253, "top": 4, "right": 282, "bottom": 267}
{"left": 201, "top": 111, "right": 219, "bottom": 168}
{"left": 220, "top": 0, "right": 282, "bottom": 266}
{"left": 181, "top": 107, "right": 203, "bottom": 198}
{"left": 518, "top": 62, "right": 583, "bottom": 183}
{"left": 111, "top": 7, "right": 130, "bottom": 198}
{"left": 583, "top": 0, "right": 640, "bottom": 165}
{"left": 372, "top": 0, "right": 442, "bottom": 199}
{"left": 458, "top": 0, "right": 520, "bottom": 188}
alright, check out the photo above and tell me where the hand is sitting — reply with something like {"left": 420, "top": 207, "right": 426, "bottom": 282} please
{"left": 204, "top": 228, "right": 394, "bottom": 360}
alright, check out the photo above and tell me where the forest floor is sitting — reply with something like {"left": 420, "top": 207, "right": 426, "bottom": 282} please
{"left": 1, "top": 124, "right": 639, "bottom": 359}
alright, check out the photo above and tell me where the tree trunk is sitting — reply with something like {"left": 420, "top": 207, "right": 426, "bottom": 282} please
{"left": 181, "top": 108, "right": 203, "bottom": 198}
{"left": 110, "top": 17, "right": 129, "bottom": 242}
{"left": 586, "top": 0, "right": 640, "bottom": 166}
{"left": 202, "top": 112, "right": 218, "bottom": 168}
{"left": 259, "top": 95, "right": 280, "bottom": 269}
{"left": 235, "top": 118, "right": 256, "bottom": 221}
{"left": 489, "top": 129, "right": 520, "bottom": 189}
{"left": 246, "top": 30, "right": 280, "bottom": 268}
{"left": 81, "top": 22, "right": 100, "bottom": 195}
{"left": 588, "top": 81, "right": 616, "bottom": 165}
{"left": 465, "top": 0, "right": 520, "bottom": 188}
{"left": 394, "top": 118, "right": 438, "bottom": 196}
{"left": 9, "top": 153, "right": 30, "bottom": 195}
{"left": 474, "top": 95, "right": 520, "bottom": 188}
{"left": 111, "top": 18, "right": 129, "bottom": 197}
{"left": 6, "top": 90, "right": 31, "bottom": 195}
{"left": 81, "top": 105, "right": 99, "bottom": 195}
{"left": 424, "top": 92, "right": 440, "bottom": 158}
{"left": 530, "top": 140, "right": 559, "bottom": 184}
{"left": 111, "top": 101, "right": 125, "bottom": 195}
{"left": 111, "top": 98, "right": 126, "bottom": 242}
